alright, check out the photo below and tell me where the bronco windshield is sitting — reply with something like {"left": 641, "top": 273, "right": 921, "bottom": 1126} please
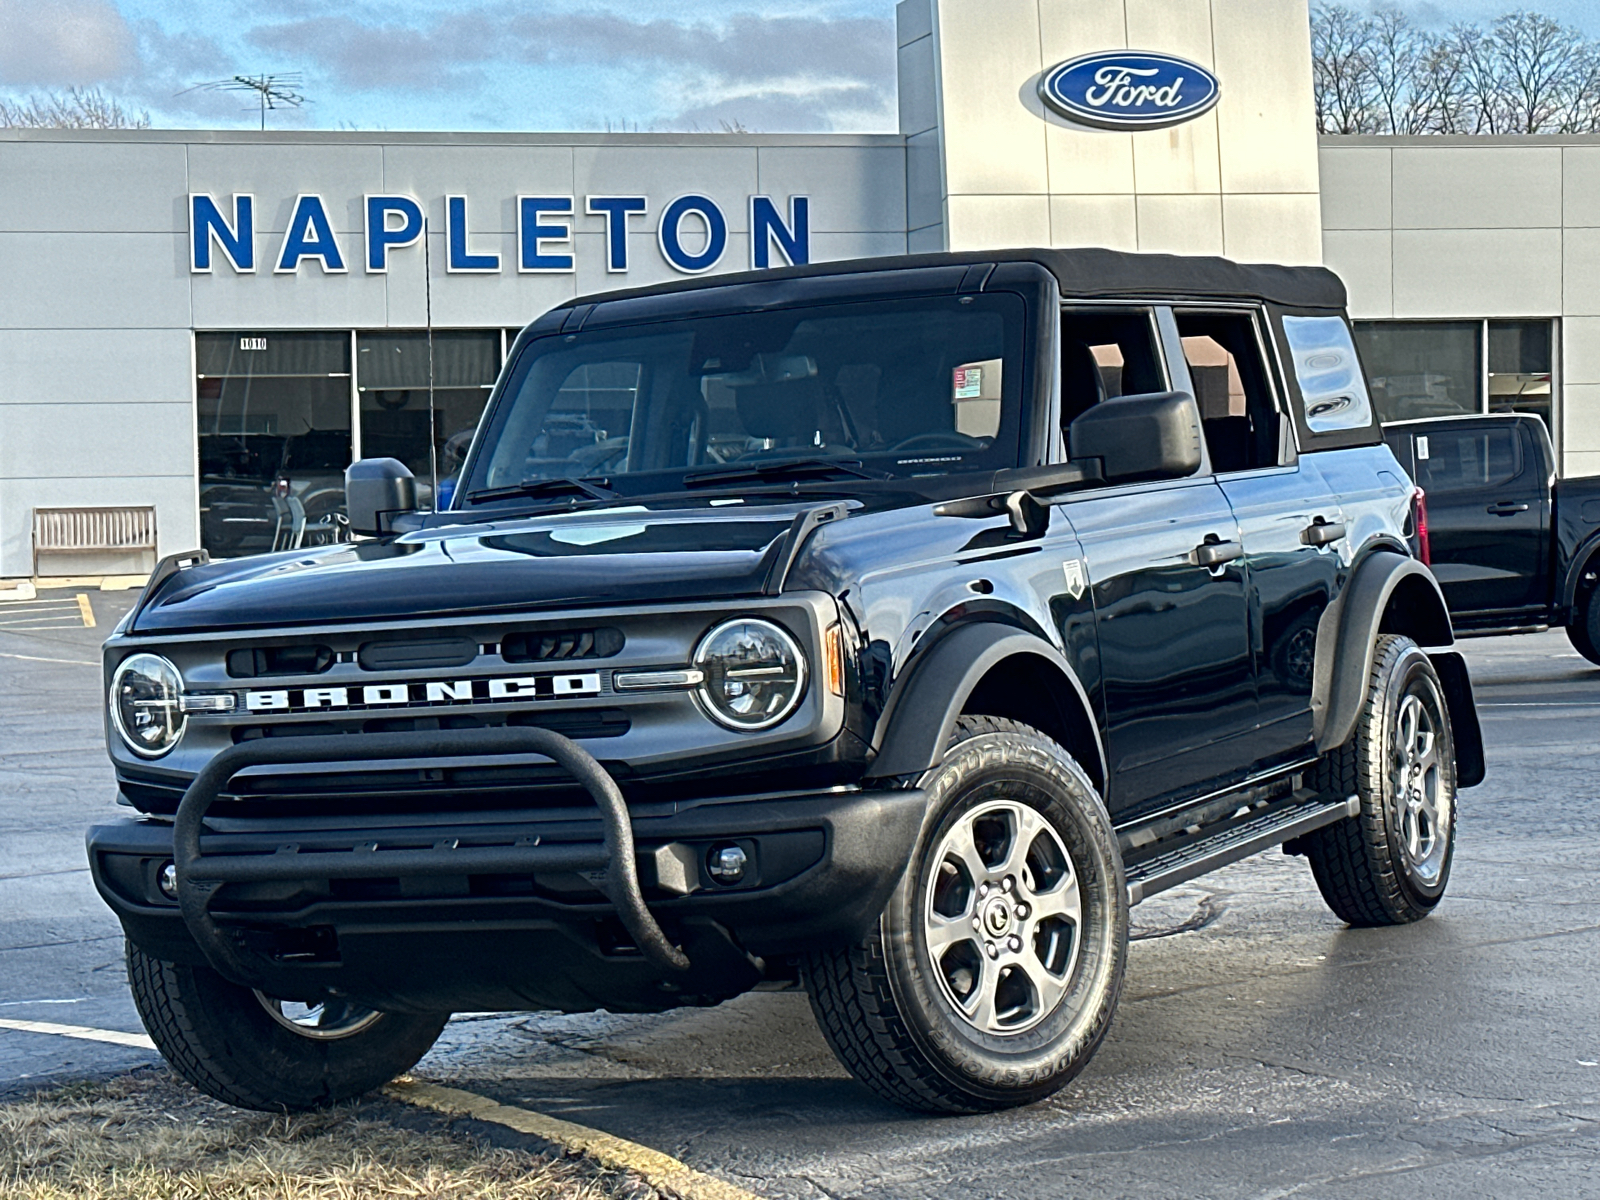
{"left": 460, "top": 293, "right": 1028, "bottom": 506}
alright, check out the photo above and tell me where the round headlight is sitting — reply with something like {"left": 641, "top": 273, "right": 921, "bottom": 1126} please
{"left": 693, "top": 618, "right": 807, "bottom": 731}
{"left": 110, "top": 654, "right": 186, "bottom": 758}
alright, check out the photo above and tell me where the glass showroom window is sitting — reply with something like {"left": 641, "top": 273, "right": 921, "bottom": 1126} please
{"left": 195, "top": 332, "right": 352, "bottom": 559}
{"left": 1489, "top": 320, "right": 1554, "bottom": 436}
{"left": 356, "top": 331, "right": 500, "bottom": 509}
{"left": 1352, "top": 321, "right": 1482, "bottom": 423}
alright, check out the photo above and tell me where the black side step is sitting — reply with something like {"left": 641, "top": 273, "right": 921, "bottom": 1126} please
{"left": 1125, "top": 794, "right": 1359, "bottom": 906}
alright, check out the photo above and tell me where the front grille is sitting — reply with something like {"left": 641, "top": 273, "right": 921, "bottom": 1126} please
{"left": 231, "top": 707, "right": 631, "bottom": 742}
{"left": 502, "top": 627, "right": 623, "bottom": 662}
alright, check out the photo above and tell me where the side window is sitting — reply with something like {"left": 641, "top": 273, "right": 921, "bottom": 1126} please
{"left": 1414, "top": 428, "right": 1519, "bottom": 495}
{"left": 1282, "top": 315, "right": 1375, "bottom": 433}
{"left": 1174, "top": 310, "right": 1281, "bottom": 473}
{"left": 1059, "top": 308, "right": 1166, "bottom": 438}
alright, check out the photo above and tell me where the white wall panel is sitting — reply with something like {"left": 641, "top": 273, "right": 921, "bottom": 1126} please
{"left": 0, "top": 142, "right": 186, "bottom": 233}
{"left": 1318, "top": 147, "right": 1390, "bottom": 230}
{"left": 1136, "top": 193, "right": 1224, "bottom": 254}
{"left": 1050, "top": 195, "right": 1138, "bottom": 250}
{"left": 0, "top": 329, "right": 193, "bottom": 403}
{"left": 1562, "top": 146, "right": 1600, "bottom": 229}
{"left": 1321, "top": 230, "right": 1393, "bottom": 318}
{"left": 933, "top": 0, "right": 1048, "bottom": 198}
{"left": 946, "top": 195, "right": 1051, "bottom": 248}
{"left": 898, "top": 35, "right": 938, "bottom": 136}
{"left": 1562, "top": 383, "right": 1600, "bottom": 452}
{"left": 1222, "top": 193, "right": 1322, "bottom": 264}
{"left": 1391, "top": 146, "right": 1561, "bottom": 230}
{"left": 1562, "top": 317, "right": 1600, "bottom": 385}
{"left": 1211, "top": 0, "right": 1320, "bottom": 194}
{"left": 1393, "top": 229, "right": 1561, "bottom": 317}
{"left": 0, "top": 401, "right": 193, "bottom": 479}
{"left": 0, "top": 233, "right": 189, "bottom": 330}
{"left": 189, "top": 264, "right": 386, "bottom": 330}
{"left": 756, "top": 147, "right": 907, "bottom": 232}
{"left": 1565, "top": 228, "right": 1600, "bottom": 317}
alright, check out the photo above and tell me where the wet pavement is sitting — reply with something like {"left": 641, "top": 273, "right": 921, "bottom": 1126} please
{"left": 2, "top": 590, "right": 1597, "bottom": 1197}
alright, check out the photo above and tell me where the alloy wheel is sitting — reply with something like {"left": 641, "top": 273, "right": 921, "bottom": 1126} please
{"left": 923, "top": 799, "right": 1081, "bottom": 1035}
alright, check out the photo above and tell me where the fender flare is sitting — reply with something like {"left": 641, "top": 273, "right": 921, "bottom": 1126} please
{"left": 1559, "top": 530, "right": 1600, "bottom": 615}
{"left": 1312, "top": 550, "right": 1484, "bottom": 787}
{"left": 867, "top": 622, "right": 1106, "bottom": 785}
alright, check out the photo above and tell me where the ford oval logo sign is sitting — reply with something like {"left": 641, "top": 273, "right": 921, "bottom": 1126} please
{"left": 1039, "top": 51, "right": 1220, "bottom": 131}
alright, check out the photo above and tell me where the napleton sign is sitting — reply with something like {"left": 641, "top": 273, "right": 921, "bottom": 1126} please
{"left": 189, "top": 192, "right": 812, "bottom": 277}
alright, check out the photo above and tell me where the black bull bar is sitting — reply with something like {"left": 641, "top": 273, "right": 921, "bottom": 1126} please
{"left": 172, "top": 727, "right": 692, "bottom": 987}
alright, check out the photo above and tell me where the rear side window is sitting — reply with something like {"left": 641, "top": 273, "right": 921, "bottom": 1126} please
{"left": 1414, "top": 428, "right": 1519, "bottom": 494}
{"left": 1282, "top": 316, "right": 1374, "bottom": 434}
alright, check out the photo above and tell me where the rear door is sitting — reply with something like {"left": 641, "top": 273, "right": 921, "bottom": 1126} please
{"left": 1170, "top": 305, "right": 1340, "bottom": 767}
{"left": 1055, "top": 306, "right": 1255, "bottom": 819}
{"left": 1415, "top": 421, "right": 1545, "bottom": 617}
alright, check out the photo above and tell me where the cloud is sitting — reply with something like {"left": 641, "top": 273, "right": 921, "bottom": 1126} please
{"left": 0, "top": 0, "right": 136, "bottom": 86}
{"left": 243, "top": 4, "right": 895, "bottom": 129}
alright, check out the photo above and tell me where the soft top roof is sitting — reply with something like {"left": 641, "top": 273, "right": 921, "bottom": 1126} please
{"left": 563, "top": 247, "right": 1347, "bottom": 313}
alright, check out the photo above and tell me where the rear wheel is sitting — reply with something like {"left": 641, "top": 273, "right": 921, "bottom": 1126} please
{"left": 1567, "top": 576, "right": 1600, "bottom": 666}
{"left": 127, "top": 941, "right": 448, "bottom": 1111}
{"left": 804, "top": 716, "right": 1126, "bottom": 1113}
{"left": 1303, "top": 635, "right": 1457, "bottom": 926}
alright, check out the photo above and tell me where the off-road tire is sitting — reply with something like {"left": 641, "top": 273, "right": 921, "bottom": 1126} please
{"left": 1566, "top": 579, "right": 1600, "bottom": 666}
{"left": 804, "top": 716, "right": 1126, "bottom": 1113}
{"left": 127, "top": 941, "right": 448, "bottom": 1111}
{"left": 1303, "top": 635, "right": 1457, "bottom": 926}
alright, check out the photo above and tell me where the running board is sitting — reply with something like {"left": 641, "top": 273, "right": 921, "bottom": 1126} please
{"left": 1125, "top": 794, "right": 1359, "bottom": 907}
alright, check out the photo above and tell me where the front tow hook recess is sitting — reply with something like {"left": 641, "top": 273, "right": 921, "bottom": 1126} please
{"left": 171, "top": 726, "right": 692, "bottom": 985}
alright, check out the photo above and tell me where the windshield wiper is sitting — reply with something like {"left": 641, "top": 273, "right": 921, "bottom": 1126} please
{"left": 681, "top": 458, "right": 885, "bottom": 488}
{"left": 464, "top": 476, "right": 617, "bottom": 506}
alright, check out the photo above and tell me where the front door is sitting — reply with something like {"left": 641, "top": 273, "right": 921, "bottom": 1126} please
{"left": 1062, "top": 477, "right": 1254, "bottom": 818}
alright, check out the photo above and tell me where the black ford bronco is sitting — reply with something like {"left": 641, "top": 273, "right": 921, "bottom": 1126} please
{"left": 90, "top": 249, "right": 1484, "bottom": 1115}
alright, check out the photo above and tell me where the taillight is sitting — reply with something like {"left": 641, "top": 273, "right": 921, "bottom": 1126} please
{"left": 1412, "top": 486, "right": 1431, "bottom": 566}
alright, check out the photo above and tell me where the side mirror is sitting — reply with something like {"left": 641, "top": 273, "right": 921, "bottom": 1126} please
{"left": 345, "top": 458, "right": 418, "bottom": 536}
{"left": 1068, "top": 390, "right": 1203, "bottom": 484}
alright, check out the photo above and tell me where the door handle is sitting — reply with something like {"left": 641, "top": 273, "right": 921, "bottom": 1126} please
{"left": 1486, "top": 501, "right": 1530, "bottom": 516}
{"left": 1193, "top": 538, "right": 1244, "bottom": 567}
{"left": 1301, "top": 520, "right": 1347, "bottom": 546}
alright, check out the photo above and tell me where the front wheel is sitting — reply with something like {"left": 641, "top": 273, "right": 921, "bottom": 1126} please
{"left": 804, "top": 716, "right": 1127, "bottom": 1113}
{"left": 1303, "top": 635, "right": 1458, "bottom": 926}
{"left": 127, "top": 942, "right": 448, "bottom": 1111}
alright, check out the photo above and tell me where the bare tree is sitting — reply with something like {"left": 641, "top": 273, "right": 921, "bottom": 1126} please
{"left": 1492, "top": 11, "right": 1584, "bottom": 133}
{"left": 0, "top": 87, "right": 151, "bottom": 129}
{"left": 1312, "top": 5, "right": 1600, "bottom": 135}
{"left": 1312, "top": 4, "right": 1380, "bottom": 133}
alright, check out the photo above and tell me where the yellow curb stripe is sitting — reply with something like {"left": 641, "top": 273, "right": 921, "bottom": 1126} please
{"left": 387, "top": 1077, "right": 764, "bottom": 1200}
{"left": 0, "top": 1017, "right": 155, "bottom": 1050}
{"left": 76, "top": 593, "right": 96, "bottom": 628}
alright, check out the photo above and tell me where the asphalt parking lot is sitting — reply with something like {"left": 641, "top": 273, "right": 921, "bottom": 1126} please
{"left": 2, "top": 585, "right": 1598, "bottom": 1198}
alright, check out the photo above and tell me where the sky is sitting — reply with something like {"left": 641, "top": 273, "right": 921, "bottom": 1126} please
{"left": 0, "top": 0, "right": 1597, "bottom": 135}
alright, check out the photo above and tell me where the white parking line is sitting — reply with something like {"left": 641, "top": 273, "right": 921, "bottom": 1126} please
{"left": 0, "top": 1017, "right": 154, "bottom": 1050}
{"left": 0, "top": 652, "right": 97, "bottom": 666}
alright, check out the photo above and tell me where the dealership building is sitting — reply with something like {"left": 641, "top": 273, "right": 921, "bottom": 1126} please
{"left": 2, "top": 0, "right": 1597, "bottom": 579}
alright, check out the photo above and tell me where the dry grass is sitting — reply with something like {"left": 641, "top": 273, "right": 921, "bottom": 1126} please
{"left": 0, "top": 1071, "right": 648, "bottom": 1200}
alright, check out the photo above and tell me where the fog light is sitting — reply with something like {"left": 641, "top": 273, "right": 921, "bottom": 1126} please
{"left": 158, "top": 861, "right": 179, "bottom": 901}
{"left": 707, "top": 844, "right": 747, "bottom": 884}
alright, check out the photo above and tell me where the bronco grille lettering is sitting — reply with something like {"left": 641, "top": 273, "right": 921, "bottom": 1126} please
{"left": 242, "top": 672, "right": 602, "bottom": 714}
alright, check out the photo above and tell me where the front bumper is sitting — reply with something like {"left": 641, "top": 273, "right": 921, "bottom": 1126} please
{"left": 88, "top": 753, "right": 925, "bottom": 1014}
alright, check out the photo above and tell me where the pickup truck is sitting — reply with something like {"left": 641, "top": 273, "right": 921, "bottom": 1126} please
{"left": 1383, "top": 414, "right": 1600, "bottom": 663}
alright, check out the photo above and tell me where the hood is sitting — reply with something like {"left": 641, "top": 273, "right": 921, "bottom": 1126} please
{"left": 130, "top": 506, "right": 815, "bottom": 633}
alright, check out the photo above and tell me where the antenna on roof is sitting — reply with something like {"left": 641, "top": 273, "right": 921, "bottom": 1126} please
{"left": 182, "top": 74, "right": 307, "bottom": 131}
